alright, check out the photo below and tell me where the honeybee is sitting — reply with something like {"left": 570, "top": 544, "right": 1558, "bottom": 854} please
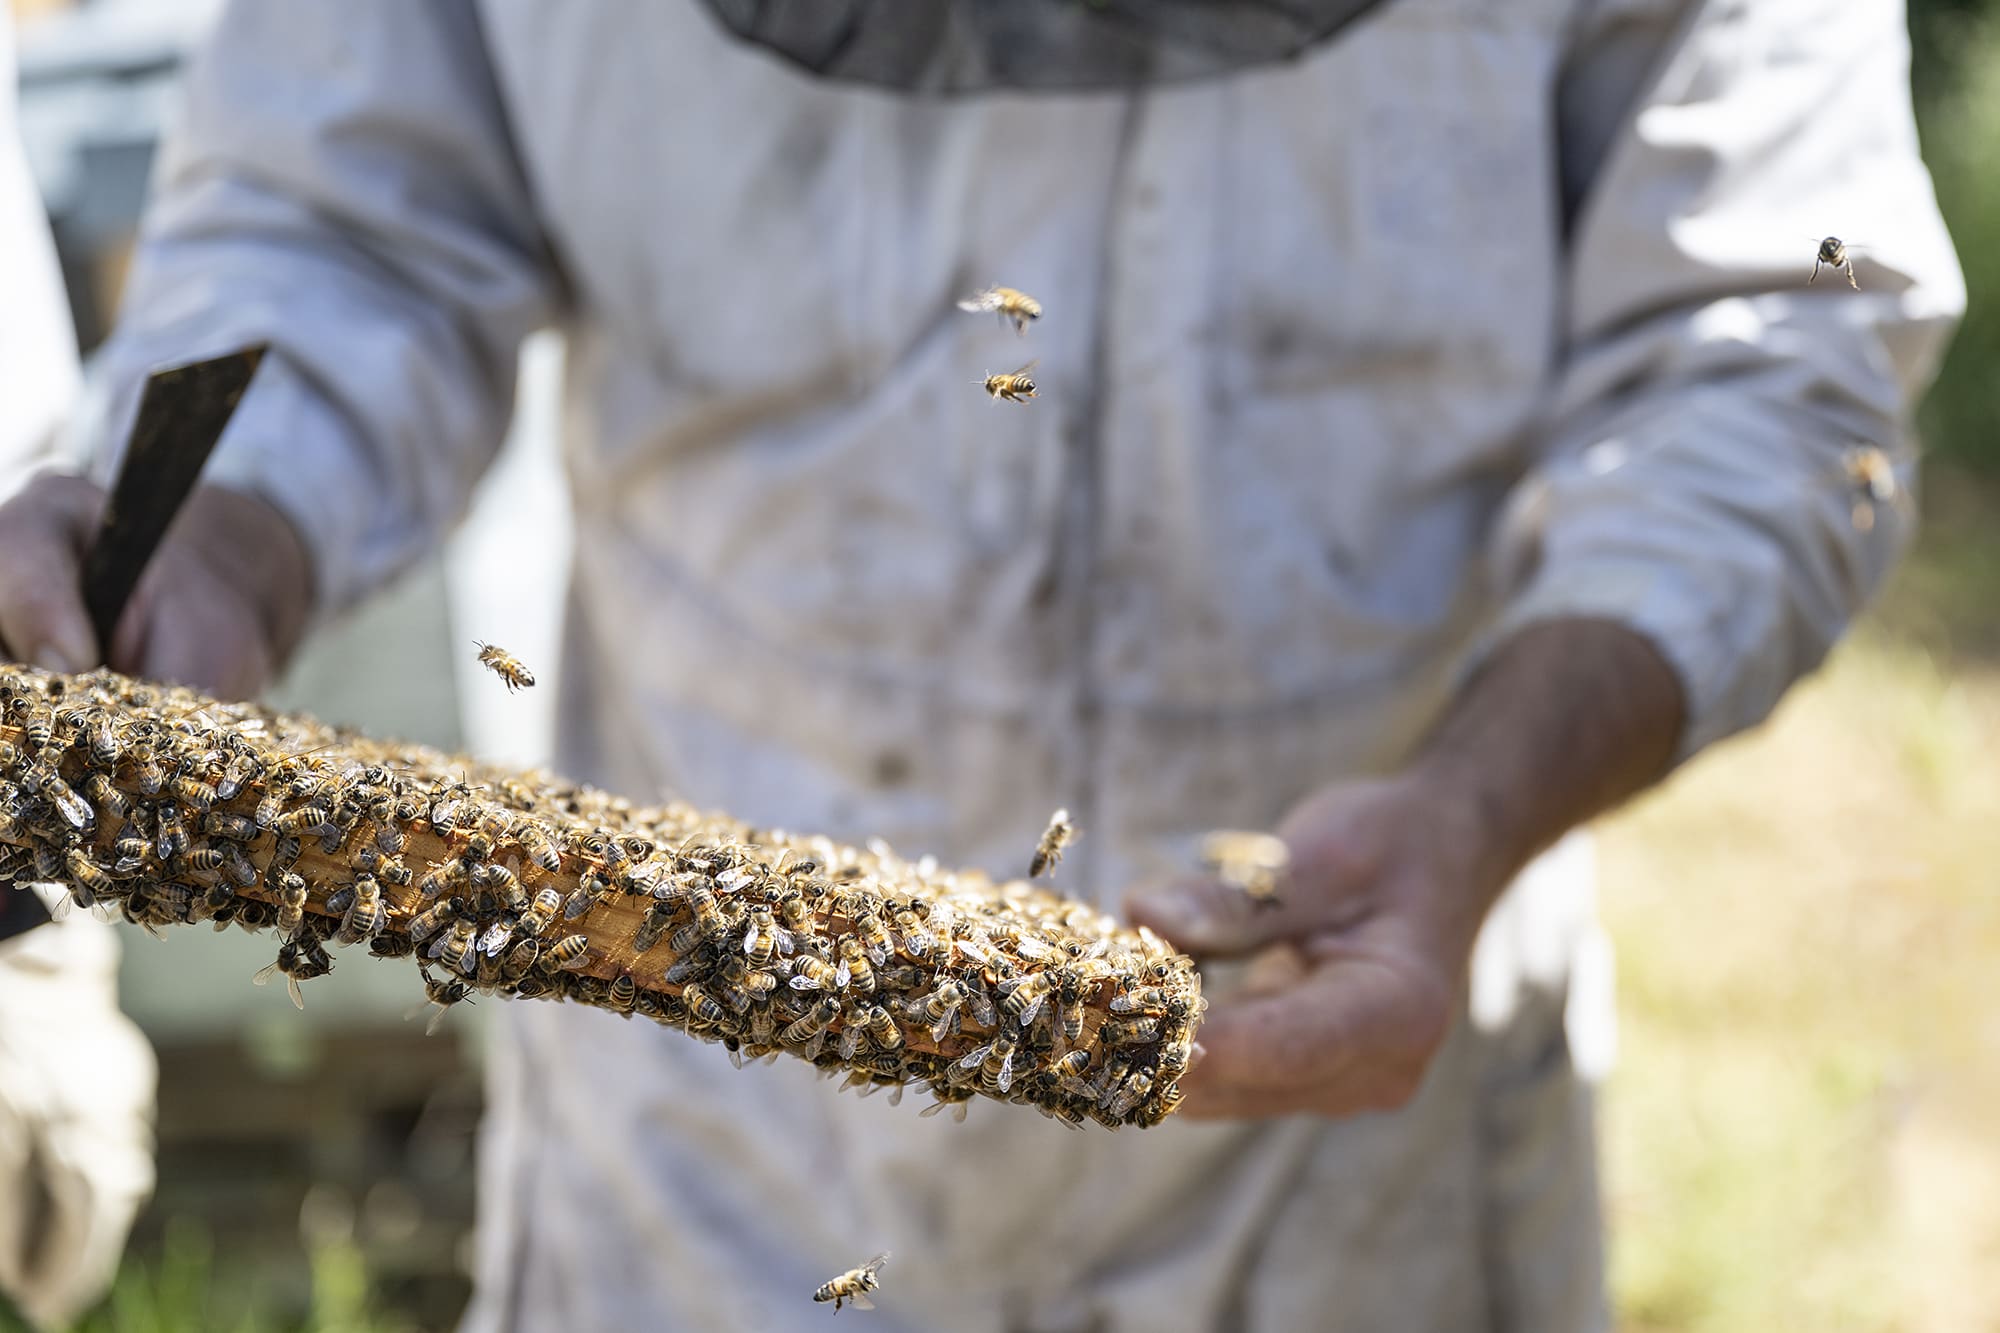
{"left": 112, "top": 833, "right": 151, "bottom": 877}
{"left": 84, "top": 711, "right": 120, "bottom": 768}
{"left": 838, "top": 936, "right": 877, "bottom": 995}
{"left": 960, "top": 973, "right": 999, "bottom": 1028}
{"left": 960, "top": 1029, "right": 1019, "bottom": 1093}
{"left": 891, "top": 906, "right": 934, "bottom": 962}
{"left": 518, "top": 885, "right": 562, "bottom": 937}
{"left": 517, "top": 822, "right": 563, "bottom": 875}
{"left": 781, "top": 995, "right": 841, "bottom": 1054}
{"left": 169, "top": 768, "right": 216, "bottom": 813}
{"left": 473, "top": 861, "right": 527, "bottom": 913}
{"left": 852, "top": 910, "right": 894, "bottom": 967}
{"left": 202, "top": 810, "right": 255, "bottom": 842}
{"left": 1102, "top": 1068, "right": 1155, "bottom": 1121}
{"left": 545, "top": 933, "right": 592, "bottom": 971}
{"left": 680, "top": 982, "right": 727, "bottom": 1027}
{"left": 273, "top": 872, "right": 309, "bottom": 936}
{"left": 1110, "top": 986, "right": 1174, "bottom": 1014}
{"left": 408, "top": 896, "right": 459, "bottom": 944}
{"left": 859, "top": 1003, "right": 904, "bottom": 1053}
{"left": 1101, "top": 1015, "right": 1162, "bottom": 1046}
{"left": 918, "top": 1086, "right": 973, "bottom": 1122}
{"left": 25, "top": 763, "right": 93, "bottom": 831}
{"left": 1839, "top": 445, "right": 1908, "bottom": 533}
{"left": 130, "top": 743, "right": 166, "bottom": 796}
{"left": 1809, "top": 235, "right": 1859, "bottom": 289}
{"left": 253, "top": 938, "right": 328, "bottom": 1010}
{"left": 630, "top": 900, "right": 676, "bottom": 955}
{"left": 84, "top": 772, "right": 130, "bottom": 820}
{"left": 977, "top": 361, "right": 1039, "bottom": 404}
{"left": 958, "top": 283, "right": 1043, "bottom": 333}
{"left": 1197, "top": 829, "right": 1290, "bottom": 910}
{"left": 412, "top": 967, "right": 472, "bottom": 1036}
{"left": 1030, "top": 808, "right": 1075, "bottom": 878}
{"left": 1052, "top": 1048, "right": 1094, "bottom": 1094}
{"left": 63, "top": 848, "right": 116, "bottom": 904}
{"left": 427, "top": 917, "right": 478, "bottom": 974}
{"left": 500, "top": 938, "right": 541, "bottom": 983}
{"left": 813, "top": 1251, "right": 891, "bottom": 1313}
{"left": 741, "top": 906, "right": 791, "bottom": 967}
{"left": 789, "top": 952, "right": 849, "bottom": 993}
{"left": 474, "top": 641, "right": 536, "bottom": 693}
{"left": 999, "top": 971, "right": 1055, "bottom": 1027}
{"left": 370, "top": 932, "right": 416, "bottom": 960}
{"left": 608, "top": 971, "right": 637, "bottom": 1014}
{"left": 910, "top": 979, "right": 967, "bottom": 1042}
{"left": 184, "top": 846, "right": 229, "bottom": 876}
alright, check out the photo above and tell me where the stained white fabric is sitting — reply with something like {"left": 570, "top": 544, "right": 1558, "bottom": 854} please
{"left": 0, "top": 15, "right": 158, "bottom": 1331}
{"left": 67, "top": 1, "right": 1961, "bottom": 1328}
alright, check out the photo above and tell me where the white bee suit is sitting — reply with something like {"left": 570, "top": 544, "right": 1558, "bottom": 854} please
{"left": 73, "top": 0, "right": 1960, "bottom": 1329}
{"left": 0, "top": 15, "right": 159, "bottom": 1331}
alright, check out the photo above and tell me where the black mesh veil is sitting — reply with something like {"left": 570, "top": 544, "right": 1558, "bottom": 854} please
{"left": 699, "top": 0, "right": 1395, "bottom": 94}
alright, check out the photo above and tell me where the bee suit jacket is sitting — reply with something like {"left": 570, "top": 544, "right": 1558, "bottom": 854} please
{"left": 73, "top": 1, "right": 1961, "bottom": 1329}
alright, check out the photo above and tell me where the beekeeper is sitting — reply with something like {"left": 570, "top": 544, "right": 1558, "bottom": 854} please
{"left": 0, "top": 2, "right": 1962, "bottom": 1329}
{"left": 0, "top": 12, "right": 158, "bottom": 1331}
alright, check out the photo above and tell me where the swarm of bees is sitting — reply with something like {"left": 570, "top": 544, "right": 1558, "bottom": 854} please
{"left": 475, "top": 642, "right": 536, "bottom": 693}
{"left": 814, "top": 1252, "right": 891, "bottom": 1312}
{"left": 0, "top": 664, "right": 1201, "bottom": 1131}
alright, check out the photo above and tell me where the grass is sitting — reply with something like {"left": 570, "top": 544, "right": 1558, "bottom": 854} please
{"left": 1599, "top": 463, "right": 2000, "bottom": 1332}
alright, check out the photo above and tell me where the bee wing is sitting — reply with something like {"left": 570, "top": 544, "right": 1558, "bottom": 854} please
{"left": 866, "top": 1252, "right": 891, "bottom": 1272}
{"left": 287, "top": 977, "right": 306, "bottom": 1011}
{"left": 1014, "top": 360, "right": 1040, "bottom": 375}
{"left": 252, "top": 961, "right": 279, "bottom": 987}
{"left": 425, "top": 1003, "right": 454, "bottom": 1037}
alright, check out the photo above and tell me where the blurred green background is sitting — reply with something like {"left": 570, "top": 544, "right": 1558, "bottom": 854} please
{"left": 7, "top": 0, "right": 2000, "bottom": 1329}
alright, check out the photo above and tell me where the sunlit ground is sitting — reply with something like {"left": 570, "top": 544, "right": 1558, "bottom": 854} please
{"left": 1600, "top": 468, "right": 2000, "bottom": 1332}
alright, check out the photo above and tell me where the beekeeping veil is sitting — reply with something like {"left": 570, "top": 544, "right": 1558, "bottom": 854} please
{"left": 699, "top": 0, "right": 1393, "bottom": 93}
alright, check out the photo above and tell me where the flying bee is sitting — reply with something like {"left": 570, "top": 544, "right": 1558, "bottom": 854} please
{"left": 84, "top": 772, "right": 129, "bottom": 820}
{"left": 411, "top": 967, "right": 472, "bottom": 1036}
{"left": 999, "top": 970, "right": 1056, "bottom": 1027}
{"left": 474, "top": 641, "right": 536, "bottom": 693}
{"left": 960, "top": 1029, "right": 1019, "bottom": 1094}
{"left": 977, "top": 361, "right": 1039, "bottom": 404}
{"left": 958, "top": 283, "right": 1043, "bottom": 334}
{"left": 1839, "top": 444, "right": 1910, "bottom": 533}
{"left": 408, "top": 896, "right": 460, "bottom": 944}
{"left": 518, "top": 885, "right": 561, "bottom": 937}
{"left": 545, "top": 933, "right": 592, "bottom": 971}
{"left": 910, "top": 979, "right": 966, "bottom": 1042}
{"left": 852, "top": 910, "right": 893, "bottom": 967}
{"left": 1102, "top": 1068, "right": 1155, "bottom": 1121}
{"left": 1030, "top": 808, "right": 1076, "bottom": 878}
{"left": 1197, "top": 829, "right": 1291, "bottom": 909}
{"left": 427, "top": 918, "right": 478, "bottom": 974}
{"left": 1809, "top": 235, "right": 1859, "bottom": 289}
{"left": 741, "top": 906, "right": 791, "bottom": 967}
{"left": 813, "top": 1251, "right": 891, "bottom": 1313}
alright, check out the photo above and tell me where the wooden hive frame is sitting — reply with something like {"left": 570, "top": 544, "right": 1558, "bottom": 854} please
{"left": 0, "top": 665, "right": 1201, "bottom": 1129}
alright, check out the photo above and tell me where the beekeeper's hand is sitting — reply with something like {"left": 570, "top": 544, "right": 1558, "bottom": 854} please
{"left": 0, "top": 901, "right": 157, "bottom": 1330}
{"left": 0, "top": 471, "right": 311, "bottom": 697}
{"left": 1131, "top": 619, "right": 1684, "bottom": 1120}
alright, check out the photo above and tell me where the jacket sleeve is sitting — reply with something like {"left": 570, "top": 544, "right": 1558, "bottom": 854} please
{"left": 71, "top": 0, "right": 563, "bottom": 620}
{"left": 1482, "top": 0, "right": 1964, "bottom": 761}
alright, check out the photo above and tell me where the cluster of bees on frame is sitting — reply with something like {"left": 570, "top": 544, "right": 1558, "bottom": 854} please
{"left": 0, "top": 664, "right": 1204, "bottom": 1305}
